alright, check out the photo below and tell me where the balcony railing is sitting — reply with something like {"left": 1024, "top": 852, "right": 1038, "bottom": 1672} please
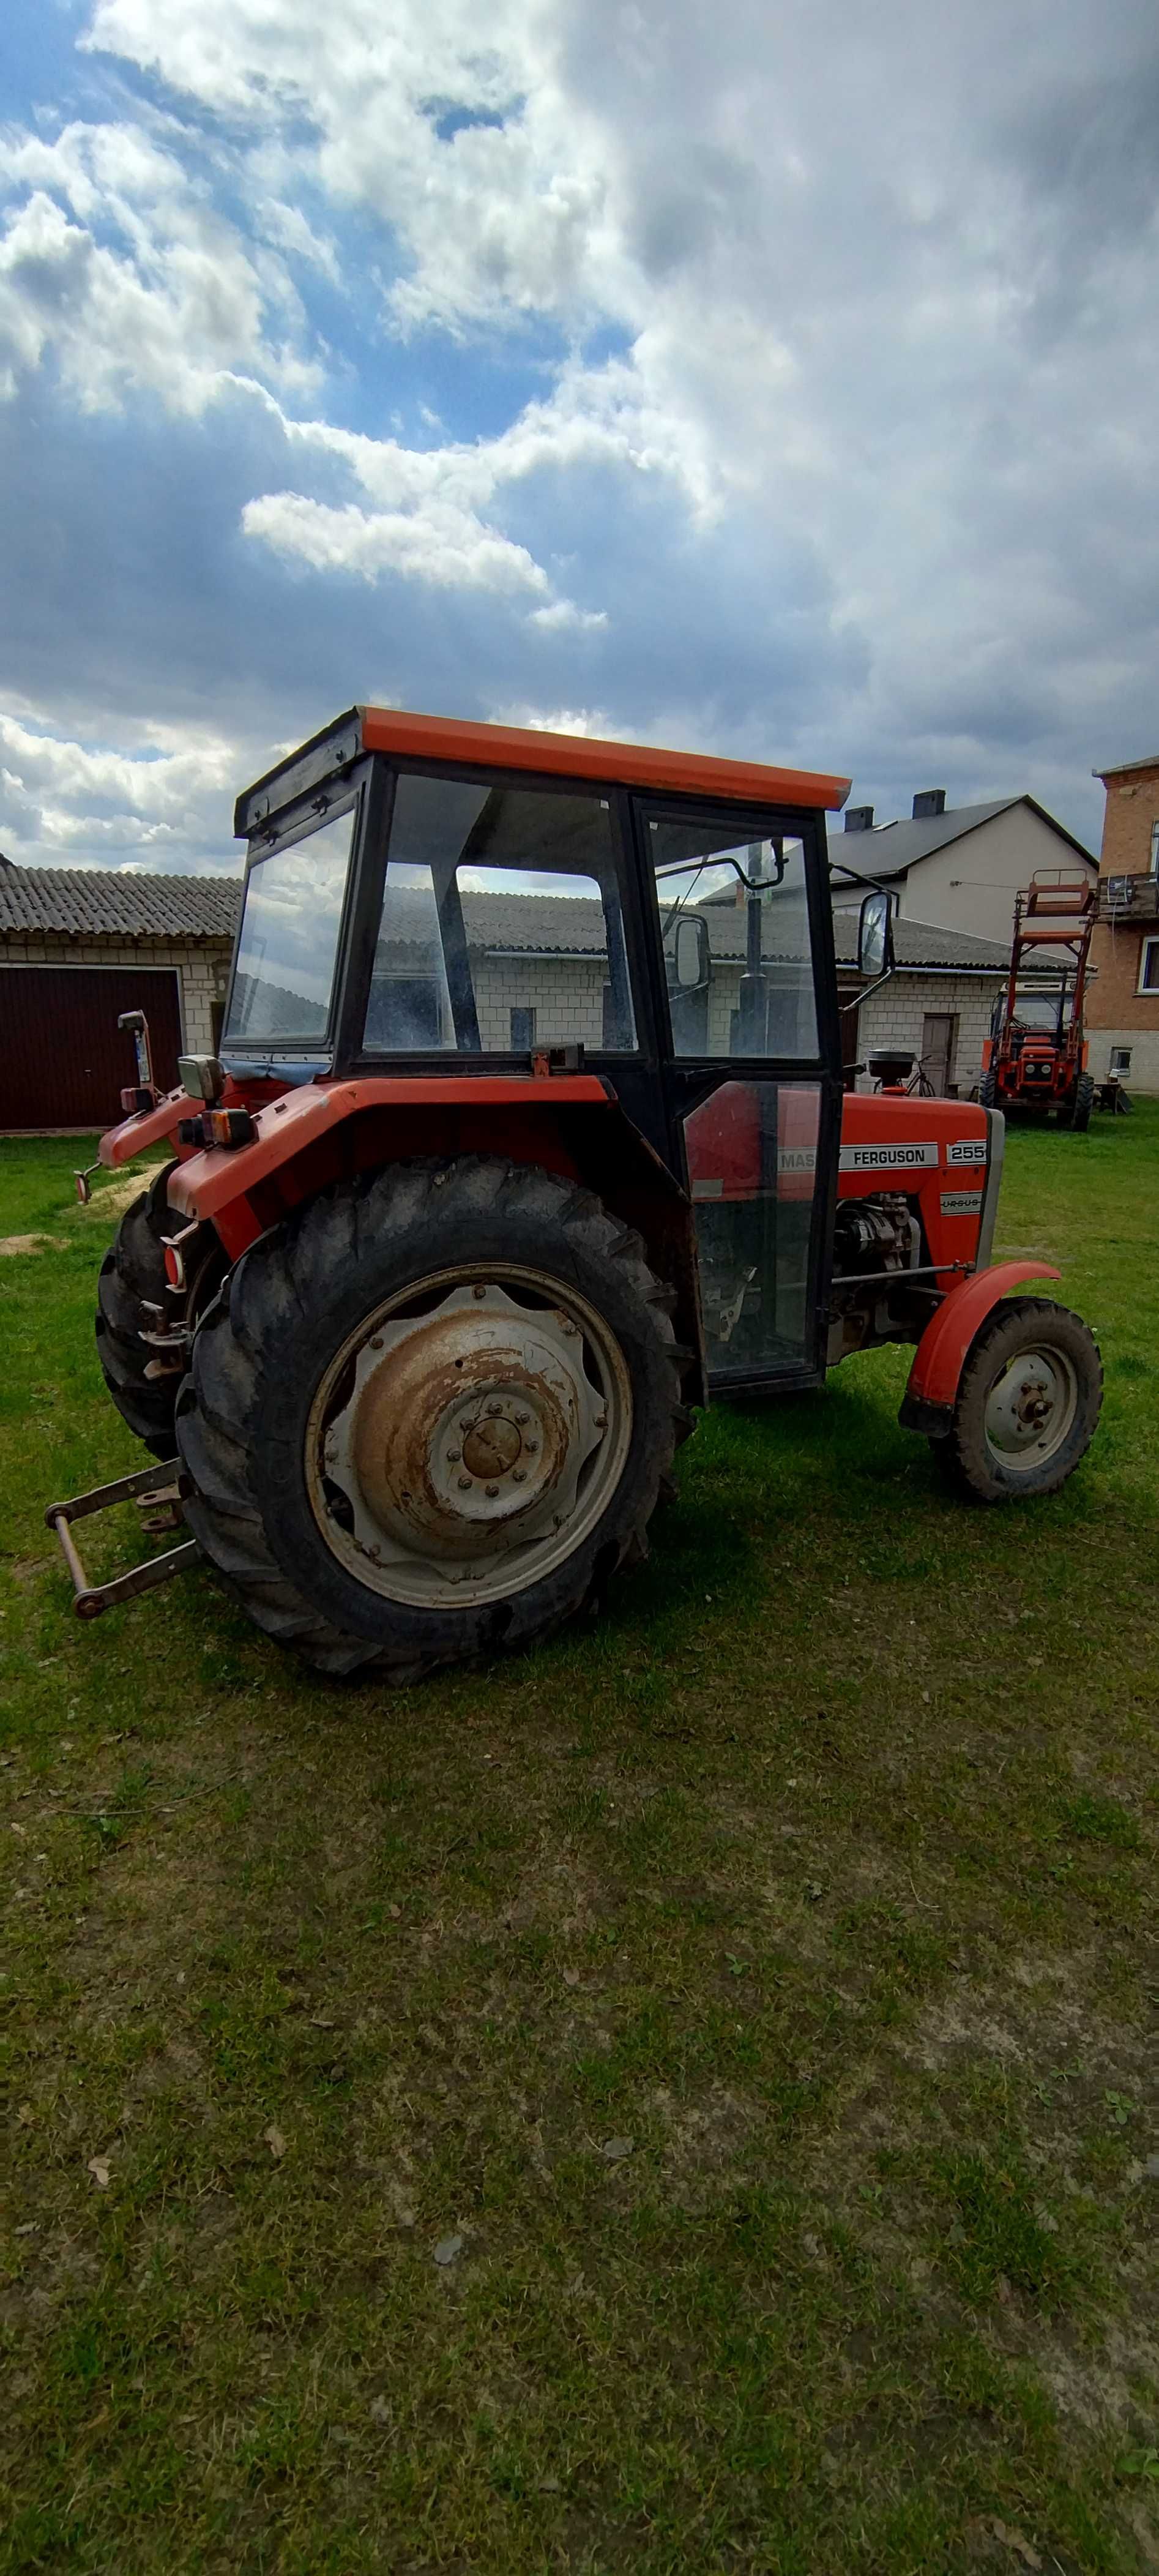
{"left": 1097, "top": 872, "right": 1159, "bottom": 923}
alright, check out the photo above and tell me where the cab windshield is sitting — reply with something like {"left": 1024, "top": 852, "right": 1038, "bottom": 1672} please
{"left": 225, "top": 803, "right": 356, "bottom": 1047}
{"left": 999, "top": 986, "right": 1070, "bottom": 1038}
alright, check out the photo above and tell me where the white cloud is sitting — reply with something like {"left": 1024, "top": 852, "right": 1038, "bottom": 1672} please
{"left": 0, "top": 121, "right": 319, "bottom": 414}
{"left": 0, "top": 711, "right": 241, "bottom": 869}
{"left": 85, "top": 0, "right": 627, "bottom": 332}
{"left": 0, "top": 0, "right": 1156, "bottom": 858}
{"left": 529, "top": 602, "right": 608, "bottom": 632}
{"left": 240, "top": 492, "right": 552, "bottom": 596}
{"left": 491, "top": 705, "right": 612, "bottom": 737}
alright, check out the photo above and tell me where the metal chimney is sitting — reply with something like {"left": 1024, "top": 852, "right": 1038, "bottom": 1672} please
{"left": 844, "top": 805, "right": 874, "bottom": 833}
{"left": 912, "top": 789, "right": 947, "bottom": 820}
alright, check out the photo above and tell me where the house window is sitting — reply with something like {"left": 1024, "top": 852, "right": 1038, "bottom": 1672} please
{"left": 1150, "top": 818, "right": 1159, "bottom": 877}
{"left": 1109, "top": 1047, "right": 1132, "bottom": 1076}
{"left": 1139, "top": 937, "right": 1159, "bottom": 994}
{"left": 510, "top": 1006, "right": 536, "bottom": 1050}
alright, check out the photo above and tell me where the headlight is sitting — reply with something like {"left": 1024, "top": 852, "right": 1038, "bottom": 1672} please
{"left": 177, "top": 1054, "right": 225, "bottom": 1103}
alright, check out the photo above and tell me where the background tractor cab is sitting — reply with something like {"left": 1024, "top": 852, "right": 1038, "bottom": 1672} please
{"left": 70, "top": 708, "right": 1102, "bottom": 1679}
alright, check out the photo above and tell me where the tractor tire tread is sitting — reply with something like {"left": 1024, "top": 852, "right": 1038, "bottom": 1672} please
{"left": 96, "top": 1161, "right": 226, "bottom": 1459}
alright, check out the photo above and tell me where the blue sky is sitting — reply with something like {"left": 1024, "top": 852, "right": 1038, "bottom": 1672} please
{"left": 0, "top": 0, "right": 1156, "bottom": 875}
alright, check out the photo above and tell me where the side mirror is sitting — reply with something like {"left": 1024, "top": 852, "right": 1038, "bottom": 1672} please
{"left": 117, "top": 1008, "right": 154, "bottom": 1093}
{"left": 669, "top": 912, "right": 710, "bottom": 992}
{"left": 857, "top": 888, "right": 895, "bottom": 979}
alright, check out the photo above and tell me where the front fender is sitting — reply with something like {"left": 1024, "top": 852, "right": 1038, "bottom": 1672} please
{"left": 899, "top": 1260, "right": 1061, "bottom": 1433}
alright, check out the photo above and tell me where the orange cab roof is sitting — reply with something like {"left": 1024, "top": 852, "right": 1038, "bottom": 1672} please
{"left": 359, "top": 706, "right": 851, "bottom": 813}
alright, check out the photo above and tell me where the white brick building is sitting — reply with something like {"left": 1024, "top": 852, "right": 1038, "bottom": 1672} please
{"left": 829, "top": 790, "right": 1096, "bottom": 949}
{"left": 0, "top": 861, "right": 236, "bottom": 1129}
{"left": 833, "top": 917, "right": 1046, "bottom": 1096}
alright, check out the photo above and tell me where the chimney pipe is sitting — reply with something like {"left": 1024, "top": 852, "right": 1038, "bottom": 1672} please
{"left": 844, "top": 805, "right": 874, "bottom": 834}
{"left": 912, "top": 789, "right": 947, "bottom": 820}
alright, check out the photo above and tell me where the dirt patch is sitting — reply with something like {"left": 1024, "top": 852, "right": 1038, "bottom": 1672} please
{"left": 70, "top": 1171, "right": 152, "bottom": 1222}
{"left": 0, "top": 1234, "right": 67, "bottom": 1255}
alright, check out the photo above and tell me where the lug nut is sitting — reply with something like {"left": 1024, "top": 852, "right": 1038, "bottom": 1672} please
{"left": 512, "top": 1468, "right": 527, "bottom": 1484}
{"left": 486, "top": 1401, "right": 503, "bottom": 1417}
{"left": 515, "top": 1410, "right": 530, "bottom": 1426}
{"left": 485, "top": 1483, "right": 500, "bottom": 1498}
{"left": 370, "top": 1335, "right": 384, "bottom": 1350}
{"left": 447, "top": 1447, "right": 461, "bottom": 1462}
{"left": 457, "top": 1475, "right": 472, "bottom": 1492}
{"left": 525, "top": 1440, "right": 539, "bottom": 1455}
{"left": 472, "top": 1284, "right": 486, "bottom": 1301}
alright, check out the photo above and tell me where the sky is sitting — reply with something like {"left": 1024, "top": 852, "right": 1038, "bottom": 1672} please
{"left": 0, "top": 0, "right": 1155, "bottom": 878}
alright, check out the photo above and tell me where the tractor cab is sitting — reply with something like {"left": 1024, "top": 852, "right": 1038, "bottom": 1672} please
{"left": 216, "top": 710, "right": 849, "bottom": 1388}
{"left": 59, "top": 709, "right": 1102, "bottom": 1677}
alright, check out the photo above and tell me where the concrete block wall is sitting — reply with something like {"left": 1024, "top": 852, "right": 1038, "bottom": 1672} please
{"left": 854, "top": 973, "right": 1002, "bottom": 1093}
{"left": 473, "top": 955, "right": 615, "bottom": 1050}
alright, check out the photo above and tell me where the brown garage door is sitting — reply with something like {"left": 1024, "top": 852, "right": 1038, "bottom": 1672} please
{"left": 0, "top": 967, "right": 182, "bottom": 1131}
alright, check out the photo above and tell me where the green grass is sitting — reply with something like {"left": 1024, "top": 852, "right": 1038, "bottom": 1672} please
{"left": 2, "top": 1117, "right": 1157, "bottom": 2574}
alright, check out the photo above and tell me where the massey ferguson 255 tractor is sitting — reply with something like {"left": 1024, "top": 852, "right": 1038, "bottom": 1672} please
{"left": 53, "top": 708, "right": 1102, "bottom": 1681}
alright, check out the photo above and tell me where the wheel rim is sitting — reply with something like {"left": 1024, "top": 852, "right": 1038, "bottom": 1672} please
{"left": 982, "top": 1342, "right": 1079, "bottom": 1473}
{"left": 304, "top": 1264, "right": 634, "bottom": 1609}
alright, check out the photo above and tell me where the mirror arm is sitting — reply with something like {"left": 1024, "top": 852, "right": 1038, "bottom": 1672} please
{"left": 840, "top": 961, "right": 895, "bottom": 1018}
{"left": 829, "top": 859, "right": 896, "bottom": 899}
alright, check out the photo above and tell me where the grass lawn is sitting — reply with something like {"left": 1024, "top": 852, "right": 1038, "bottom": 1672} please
{"left": 2, "top": 1117, "right": 1157, "bottom": 2575}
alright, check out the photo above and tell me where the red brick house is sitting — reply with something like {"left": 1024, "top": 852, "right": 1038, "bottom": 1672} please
{"left": 1087, "top": 753, "right": 1159, "bottom": 1091}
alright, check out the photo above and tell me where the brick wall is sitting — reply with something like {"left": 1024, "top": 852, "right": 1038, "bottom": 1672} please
{"left": 1086, "top": 760, "right": 1159, "bottom": 1084}
{"left": 0, "top": 938, "right": 233, "bottom": 1053}
{"left": 1095, "top": 760, "right": 1159, "bottom": 877}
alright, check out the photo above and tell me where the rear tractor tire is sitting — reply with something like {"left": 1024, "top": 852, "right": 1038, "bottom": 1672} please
{"left": 95, "top": 1163, "right": 223, "bottom": 1459}
{"left": 175, "top": 1158, "right": 690, "bottom": 1681}
{"left": 932, "top": 1295, "right": 1101, "bottom": 1503}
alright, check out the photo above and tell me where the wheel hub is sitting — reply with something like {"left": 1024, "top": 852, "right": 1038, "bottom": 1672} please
{"left": 983, "top": 1346, "right": 1077, "bottom": 1467}
{"left": 307, "top": 1270, "right": 632, "bottom": 1609}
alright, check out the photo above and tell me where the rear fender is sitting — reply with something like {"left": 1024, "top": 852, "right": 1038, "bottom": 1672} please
{"left": 99, "top": 1088, "right": 193, "bottom": 1169}
{"left": 898, "top": 1259, "right": 1061, "bottom": 1434}
{"left": 166, "top": 1079, "right": 708, "bottom": 1403}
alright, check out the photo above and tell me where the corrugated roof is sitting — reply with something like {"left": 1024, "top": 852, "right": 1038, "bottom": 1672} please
{"left": 0, "top": 867, "right": 1025, "bottom": 978}
{"left": 0, "top": 864, "right": 239, "bottom": 942}
{"left": 828, "top": 795, "right": 1095, "bottom": 875}
{"left": 833, "top": 916, "right": 1015, "bottom": 971}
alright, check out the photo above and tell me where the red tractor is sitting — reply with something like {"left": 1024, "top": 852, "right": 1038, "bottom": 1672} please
{"left": 980, "top": 870, "right": 1097, "bottom": 1128}
{"left": 54, "top": 708, "right": 1102, "bottom": 1679}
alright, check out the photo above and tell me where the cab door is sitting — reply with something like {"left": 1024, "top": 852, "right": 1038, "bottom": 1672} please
{"left": 635, "top": 798, "right": 843, "bottom": 1393}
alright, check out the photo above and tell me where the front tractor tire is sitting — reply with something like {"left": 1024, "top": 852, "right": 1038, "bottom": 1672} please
{"left": 1064, "top": 1071, "right": 1095, "bottom": 1133}
{"left": 175, "top": 1159, "right": 688, "bottom": 1682}
{"left": 933, "top": 1295, "right": 1102, "bottom": 1504}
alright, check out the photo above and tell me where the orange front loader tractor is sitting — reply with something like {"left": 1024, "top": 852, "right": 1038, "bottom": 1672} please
{"left": 50, "top": 709, "right": 1102, "bottom": 1679}
{"left": 980, "top": 870, "right": 1097, "bottom": 1128}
